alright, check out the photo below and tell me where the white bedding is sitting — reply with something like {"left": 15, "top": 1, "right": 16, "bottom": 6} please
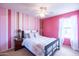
{"left": 22, "top": 36, "right": 57, "bottom": 56}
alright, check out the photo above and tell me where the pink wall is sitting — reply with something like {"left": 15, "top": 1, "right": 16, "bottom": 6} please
{"left": 22, "top": 14, "right": 28, "bottom": 30}
{"left": 41, "top": 10, "right": 79, "bottom": 47}
{"left": 8, "top": 9, "right": 11, "bottom": 48}
{"left": 42, "top": 17, "right": 59, "bottom": 38}
{"left": 0, "top": 7, "right": 40, "bottom": 52}
{"left": 77, "top": 10, "right": 79, "bottom": 48}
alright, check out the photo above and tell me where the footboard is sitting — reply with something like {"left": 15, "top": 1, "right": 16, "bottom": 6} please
{"left": 44, "top": 38, "right": 60, "bottom": 56}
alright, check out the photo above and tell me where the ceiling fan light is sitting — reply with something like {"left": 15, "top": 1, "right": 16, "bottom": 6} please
{"left": 39, "top": 13, "right": 45, "bottom": 18}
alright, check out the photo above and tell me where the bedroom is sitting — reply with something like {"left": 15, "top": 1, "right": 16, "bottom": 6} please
{"left": 0, "top": 3, "right": 79, "bottom": 56}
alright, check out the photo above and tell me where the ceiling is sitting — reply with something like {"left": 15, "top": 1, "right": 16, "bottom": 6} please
{"left": 0, "top": 3, "right": 79, "bottom": 18}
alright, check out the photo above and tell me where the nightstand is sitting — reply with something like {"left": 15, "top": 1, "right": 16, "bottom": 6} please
{"left": 14, "top": 38, "right": 23, "bottom": 51}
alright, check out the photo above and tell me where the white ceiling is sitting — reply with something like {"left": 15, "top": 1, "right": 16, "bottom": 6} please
{"left": 0, "top": 3, "right": 79, "bottom": 18}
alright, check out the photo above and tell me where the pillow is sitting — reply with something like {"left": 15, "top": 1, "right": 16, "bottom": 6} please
{"left": 29, "top": 32, "right": 35, "bottom": 38}
{"left": 25, "top": 33, "right": 30, "bottom": 38}
{"left": 31, "top": 32, "right": 39, "bottom": 38}
{"left": 32, "top": 30, "right": 37, "bottom": 33}
{"left": 25, "top": 30, "right": 31, "bottom": 33}
{"left": 34, "top": 32, "right": 39, "bottom": 37}
{"left": 29, "top": 30, "right": 39, "bottom": 38}
{"left": 32, "top": 32, "right": 36, "bottom": 38}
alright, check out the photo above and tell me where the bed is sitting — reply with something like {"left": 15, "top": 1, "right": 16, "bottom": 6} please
{"left": 22, "top": 30, "right": 60, "bottom": 56}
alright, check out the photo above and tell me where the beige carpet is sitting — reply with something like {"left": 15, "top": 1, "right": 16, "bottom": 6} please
{"left": 0, "top": 48, "right": 33, "bottom": 56}
{"left": 54, "top": 46, "right": 79, "bottom": 56}
{"left": 0, "top": 46, "right": 79, "bottom": 56}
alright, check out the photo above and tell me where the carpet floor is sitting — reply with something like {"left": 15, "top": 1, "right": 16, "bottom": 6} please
{"left": 0, "top": 46, "right": 79, "bottom": 56}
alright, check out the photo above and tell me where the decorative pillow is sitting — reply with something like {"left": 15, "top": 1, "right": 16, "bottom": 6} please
{"left": 25, "top": 30, "right": 31, "bottom": 33}
{"left": 32, "top": 32, "right": 36, "bottom": 38}
{"left": 32, "top": 32, "right": 39, "bottom": 38}
{"left": 32, "top": 30, "right": 37, "bottom": 32}
{"left": 34, "top": 32, "right": 39, "bottom": 37}
{"left": 29, "top": 30, "right": 40, "bottom": 38}
{"left": 25, "top": 33, "right": 30, "bottom": 38}
{"left": 29, "top": 32, "right": 35, "bottom": 38}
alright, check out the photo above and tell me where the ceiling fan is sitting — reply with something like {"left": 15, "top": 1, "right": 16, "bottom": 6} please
{"left": 36, "top": 6, "right": 53, "bottom": 18}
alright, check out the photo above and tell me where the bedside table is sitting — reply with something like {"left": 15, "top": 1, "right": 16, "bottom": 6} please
{"left": 14, "top": 38, "right": 23, "bottom": 51}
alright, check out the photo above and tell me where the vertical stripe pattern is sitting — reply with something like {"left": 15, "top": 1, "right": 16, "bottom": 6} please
{"left": 0, "top": 8, "right": 8, "bottom": 51}
{"left": 17, "top": 12, "right": 19, "bottom": 29}
{"left": 0, "top": 7, "right": 40, "bottom": 52}
{"left": 8, "top": 9, "right": 11, "bottom": 49}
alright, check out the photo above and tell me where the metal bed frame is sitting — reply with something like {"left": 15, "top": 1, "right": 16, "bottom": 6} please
{"left": 44, "top": 38, "right": 60, "bottom": 56}
{"left": 23, "top": 38, "right": 60, "bottom": 56}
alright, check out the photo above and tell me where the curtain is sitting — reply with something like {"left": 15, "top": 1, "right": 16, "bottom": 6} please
{"left": 59, "top": 15, "right": 78, "bottom": 50}
{"left": 70, "top": 16, "right": 78, "bottom": 50}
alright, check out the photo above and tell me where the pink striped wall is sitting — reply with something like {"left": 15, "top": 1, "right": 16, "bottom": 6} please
{"left": 0, "top": 7, "right": 40, "bottom": 52}
{"left": 11, "top": 10, "right": 16, "bottom": 49}
{"left": 22, "top": 14, "right": 28, "bottom": 31}
{"left": 0, "top": 8, "right": 8, "bottom": 51}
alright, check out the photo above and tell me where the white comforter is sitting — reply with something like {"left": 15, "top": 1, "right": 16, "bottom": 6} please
{"left": 22, "top": 36, "right": 56, "bottom": 56}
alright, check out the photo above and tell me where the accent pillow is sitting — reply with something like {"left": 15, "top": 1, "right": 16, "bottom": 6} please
{"left": 34, "top": 32, "right": 39, "bottom": 37}
{"left": 32, "top": 32, "right": 39, "bottom": 38}
{"left": 29, "top": 32, "right": 35, "bottom": 38}
{"left": 25, "top": 33, "right": 30, "bottom": 38}
{"left": 32, "top": 32, "right": 36, "bottom": 38}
